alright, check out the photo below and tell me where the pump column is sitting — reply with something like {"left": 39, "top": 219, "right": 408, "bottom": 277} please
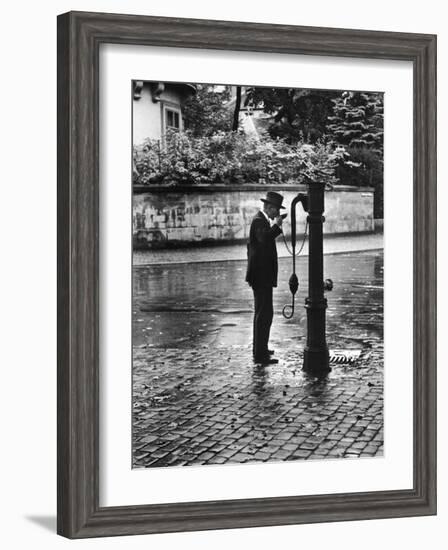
{"left": 303, "top": 182, "right": 331, "bottom": 377}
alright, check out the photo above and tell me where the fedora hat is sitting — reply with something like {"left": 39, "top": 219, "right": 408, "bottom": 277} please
{"left": 260, "top": 191, "right": 285, "bottom": 210}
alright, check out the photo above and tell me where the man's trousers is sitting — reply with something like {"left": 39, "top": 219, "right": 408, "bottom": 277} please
{"left": 252, "top": 285, "right": 273, "bottom": 360}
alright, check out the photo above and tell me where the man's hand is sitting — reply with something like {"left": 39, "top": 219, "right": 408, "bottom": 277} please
{"left": 274, "top": 215, "right": 283, "bottom": 227}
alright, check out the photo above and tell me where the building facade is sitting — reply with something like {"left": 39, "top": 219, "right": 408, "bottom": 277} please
{"left": 132, "top": 81, "right": 196, "bottom": 145}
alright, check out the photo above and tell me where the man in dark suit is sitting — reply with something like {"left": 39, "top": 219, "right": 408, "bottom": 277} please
{"left": 246, "top": 191, "right": 285, "bottom": 365}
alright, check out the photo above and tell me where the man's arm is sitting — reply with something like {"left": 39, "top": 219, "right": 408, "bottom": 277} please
{"left": 253, "top": 218, "right": 282, "bottom": 244}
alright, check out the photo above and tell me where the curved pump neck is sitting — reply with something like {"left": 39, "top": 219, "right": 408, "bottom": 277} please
{"left": 290, "top": 192, "right": 308, "bottom": 248}
{"left": 282, "top": 191, "right": 309, "bottom": 319}
{"left": 290, "top": 192, "right": 308, "bottom": 267}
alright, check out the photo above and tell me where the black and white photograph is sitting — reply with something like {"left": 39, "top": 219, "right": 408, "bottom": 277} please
{"left": 132, "top": 81, "right": 384, "bottom": 468}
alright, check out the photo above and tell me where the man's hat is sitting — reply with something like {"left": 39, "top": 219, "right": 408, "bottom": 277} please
{"left": 260, "top": 191, "right": 285, "bottom": 210}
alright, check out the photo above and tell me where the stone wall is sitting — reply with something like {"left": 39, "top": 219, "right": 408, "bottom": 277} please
{"left": 133, "top": 184, "right": 374, "bottom": 249}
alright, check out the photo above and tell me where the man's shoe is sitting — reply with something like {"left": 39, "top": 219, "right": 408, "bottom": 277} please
{"left": 254, "top": 356, "right": 279, "bottom": 365}
{"left": 253, "top": 349, "right": 274, "bottom": 358}
{"left": 261, "top": 357, "right": 279, "bottom": 365}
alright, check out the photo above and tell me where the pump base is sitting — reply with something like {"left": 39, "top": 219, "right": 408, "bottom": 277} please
{"left": 303, "top": 347, "right": 331, "bottom": 377}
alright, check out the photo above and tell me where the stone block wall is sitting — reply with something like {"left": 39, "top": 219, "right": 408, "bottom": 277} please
{"left": 133, "top": 184, "right": 374, "bottom": 249}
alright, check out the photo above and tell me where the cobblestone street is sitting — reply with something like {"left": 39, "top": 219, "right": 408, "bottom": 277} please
{"left": 133, "top": 249, "right": 384, "bottom": 468}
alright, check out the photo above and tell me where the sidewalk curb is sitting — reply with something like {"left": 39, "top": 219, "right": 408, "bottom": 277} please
{"left": 133, "top": 233, "right": 383, "bottom": 267}
{"left": 133, "top": 247, "right": 383, "bottom": 267}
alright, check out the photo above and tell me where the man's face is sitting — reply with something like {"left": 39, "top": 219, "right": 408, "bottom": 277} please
{"left": 266, "top": 204, "right": 280, "bottom": 220}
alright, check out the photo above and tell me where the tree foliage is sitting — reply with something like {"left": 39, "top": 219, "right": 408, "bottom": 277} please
{"left": 327, "top": 91, "right": 383, "bottom": 153}
{"left": 244, "top": 87, "right": 339, "bottom": 144}
{"left": 182, "top": 84, "right": 233, "bottom": 137}
{"left": 327, "top": 91, "right": 384, "bottom": 216}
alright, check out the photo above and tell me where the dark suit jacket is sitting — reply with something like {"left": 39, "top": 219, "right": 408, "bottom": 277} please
{"left": 245, "top": 211, "right": 282, "bottom": 288}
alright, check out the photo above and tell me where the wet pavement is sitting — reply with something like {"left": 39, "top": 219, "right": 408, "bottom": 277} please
{"left": 132, "top": 250, "right": 384, "bottom": 468}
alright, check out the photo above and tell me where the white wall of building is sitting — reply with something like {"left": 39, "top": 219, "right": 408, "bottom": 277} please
{"left": 133, "top": 85, "right": 163, "bottom": 143}
{"left": 133, "top": 83, "right": 189, "bottom": 144}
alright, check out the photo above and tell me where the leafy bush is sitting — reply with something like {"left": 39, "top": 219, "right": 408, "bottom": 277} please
{"left": 133, "top": 130, "right": 348, "bottom": 187}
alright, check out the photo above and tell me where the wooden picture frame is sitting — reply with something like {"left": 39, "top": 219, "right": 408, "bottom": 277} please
{"left": 57, "top": 11, "right": 437, "bottom": 538}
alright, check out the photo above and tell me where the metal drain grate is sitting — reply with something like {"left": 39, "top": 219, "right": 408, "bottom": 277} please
{"left": 329, "top": 349, "right": 362, "bottom": 365}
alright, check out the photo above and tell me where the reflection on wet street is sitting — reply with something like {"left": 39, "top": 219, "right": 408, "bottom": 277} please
{"left": 132, "top": 250, "right": 384, "bottom": 469}
{"left": 133, "top": 250, "right": 383, "bottom": 352}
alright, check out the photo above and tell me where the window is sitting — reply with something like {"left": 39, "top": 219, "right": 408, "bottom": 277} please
{"left": 165, "top": 107, "right": 181, "bottom": 131}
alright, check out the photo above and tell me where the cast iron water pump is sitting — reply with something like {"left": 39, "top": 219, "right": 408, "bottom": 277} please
{"left": 283, "top": 183, "right": 333, "bottom": 377}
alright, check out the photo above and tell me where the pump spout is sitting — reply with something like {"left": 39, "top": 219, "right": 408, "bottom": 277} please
{"left": 290, "top": 192, "right": 308, "bottom": 249}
